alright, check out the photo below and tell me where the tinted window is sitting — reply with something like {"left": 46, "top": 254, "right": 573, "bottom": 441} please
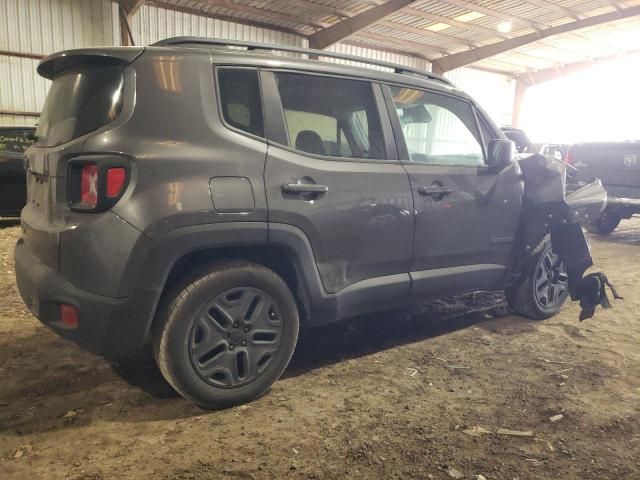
{"left": 275, "top": 73, "right": 385, "bottom": 160}
{"left": 0, "top": 128, "right": 35, "bottom": 153}
{"left": 389, "top": 86, "right": 484, "bottom": 166}
{"left": 217, "top": 69, "right": 264, "bottom": 137}
{"left": 36, "top": 65, "right": 124, "bottom": 147}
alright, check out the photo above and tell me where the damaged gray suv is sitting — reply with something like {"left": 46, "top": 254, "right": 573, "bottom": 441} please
{"left": 15, "top": 38, "right": 614, "bottom": 408}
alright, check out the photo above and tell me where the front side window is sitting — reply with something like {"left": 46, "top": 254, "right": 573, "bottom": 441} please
{"left": 389, "top": 85, "right": 484, "bottom": 166}
{"left": 217, "top": 68, "right": 264, "bottom": 138}
{"left": 274, "top": 73, "right": 385, "bottom": 160}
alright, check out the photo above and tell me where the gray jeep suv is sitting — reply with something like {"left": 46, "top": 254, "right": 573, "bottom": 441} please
{"left": 15, "top": 38, "right": 610, "bottom": 408}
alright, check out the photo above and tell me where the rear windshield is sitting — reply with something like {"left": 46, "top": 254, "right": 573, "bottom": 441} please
{"left": 35, "top": 65, "right": 124, "bottom": 147}
{"left": 0, "top": 129, "right": 35, "bottom": 153}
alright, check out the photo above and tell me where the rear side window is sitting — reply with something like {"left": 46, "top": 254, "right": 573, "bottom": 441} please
{"left": 36, "top": 65, "right": 124, "bottom": 147}
{"left": 0, "top": 129, "right": 35, "bottom": 153}
{"left": 389, "top": 85, "right": 484, "bottom": 166}
{"left": 274, "top": 73, "right": 385, "bottom": 160}
{"left": 217, "top": 68, "right": 264, "bottom": 138}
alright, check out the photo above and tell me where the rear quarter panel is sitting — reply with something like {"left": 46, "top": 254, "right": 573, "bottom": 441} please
{"left": 83, "top": 49, "right": 269, "bottom": 239}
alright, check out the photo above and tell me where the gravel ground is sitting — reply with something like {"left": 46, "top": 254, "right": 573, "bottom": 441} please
{"left": 0, "top": 218, "right": 639, "bottom": 480}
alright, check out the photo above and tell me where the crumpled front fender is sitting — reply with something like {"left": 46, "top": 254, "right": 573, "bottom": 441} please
{"left": 516, "top": 153, "right": 617, "bottom": 320}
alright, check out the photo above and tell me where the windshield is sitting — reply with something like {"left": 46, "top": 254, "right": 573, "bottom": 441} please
{"left": 36, "top": 65, "right": 124, "bottom": 147}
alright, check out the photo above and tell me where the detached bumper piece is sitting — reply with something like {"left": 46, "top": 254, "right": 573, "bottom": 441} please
{"left": 518, "top": 153, "right": 622, "bottom": 320}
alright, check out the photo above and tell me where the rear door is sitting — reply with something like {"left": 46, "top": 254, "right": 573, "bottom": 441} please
{"left": 383, "top": 84, "right": 523, "bottom": 298}
{"left": 262, "top": 71, "right": 414, "bottom": 297}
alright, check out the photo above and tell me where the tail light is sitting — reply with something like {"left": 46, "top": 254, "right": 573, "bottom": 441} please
{"left": 80, "top": 164, "right": 99, "bottom": 208}
{"left": 106, "top": 167, "right": 127, "bottom": 198}
{"left": 59, "top": 304, "right": 79, "bottom": 329}
{"left": 68, "top": 156, "right": 130, "bottom": 212}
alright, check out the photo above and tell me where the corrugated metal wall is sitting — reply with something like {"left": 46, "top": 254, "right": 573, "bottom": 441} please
{"left": 445, "top": 67, "right": 515, "bottom": 127}
{"left": 0, "top": 1, "right": 514, "bottom": 127}
{"left": 0, "top": 0, "right": 118, "bottom": 126}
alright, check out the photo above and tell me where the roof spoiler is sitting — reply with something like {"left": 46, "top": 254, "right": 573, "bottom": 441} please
{"left": 38, "top": 47, "right": 145, "bottom": 79}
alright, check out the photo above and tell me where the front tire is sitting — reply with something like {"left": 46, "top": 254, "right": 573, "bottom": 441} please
{"left": 507, "top": 242, "right": 569, "bottom": 320}
{"left": 153, "top": 261, "right": 299, "bottom": 409}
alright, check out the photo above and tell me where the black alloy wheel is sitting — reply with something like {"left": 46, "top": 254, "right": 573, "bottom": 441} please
{"left": 153, "top": 261, "right": 299, "bottom": 409}
{"left": 189, "top": 287, "right": 283, "bottom": 388}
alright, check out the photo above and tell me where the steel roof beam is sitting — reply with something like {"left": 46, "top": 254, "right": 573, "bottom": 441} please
{"left": 308, "top": 0, "right": 417, "bottom": 49}
{"left": 517, "top": 49, "right": 640, "bottom": 86}
{"left": 118, "top": 0, "right": 145, "bottom": 16}
{"left": 431, "top": 4, "right": 640, "bottom": 73}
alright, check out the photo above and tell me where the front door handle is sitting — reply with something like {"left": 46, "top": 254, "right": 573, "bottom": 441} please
{"left": 281, "top": 183, "right": 329, "bottom": 194}
{"left": 418, "top": 186, "right": 454, "bottom": 197}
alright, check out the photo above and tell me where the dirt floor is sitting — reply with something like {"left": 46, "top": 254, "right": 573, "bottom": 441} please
{"left": 0, "top": 219, "right": 639, "bottom": 480}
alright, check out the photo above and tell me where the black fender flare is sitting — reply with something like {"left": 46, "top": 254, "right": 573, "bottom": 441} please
{"left": 128, "top": 221, "right": 336, "bottom": 345}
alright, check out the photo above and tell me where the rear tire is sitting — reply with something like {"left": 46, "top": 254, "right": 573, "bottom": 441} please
{"left": 507, "top": 241, "right": 569, "bottom": 320}
{"left": 152, "top": 261, "right": 299, "bottom": 409}
{"left": 587, "top": 208, "right": 621, "bottom": 235}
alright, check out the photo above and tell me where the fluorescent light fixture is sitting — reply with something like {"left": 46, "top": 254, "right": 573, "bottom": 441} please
{"left": 426, "top": 22, "right": 451, "bottom": 32}
{"left": 497, "top": 21, "right": 513, "bottom": 33}
{"left": 453, "top": 11, "right": 485, "bottom": 22}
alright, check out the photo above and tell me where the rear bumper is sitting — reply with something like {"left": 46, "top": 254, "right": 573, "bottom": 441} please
{"left": 14, "top": 238, "right": 156, "bottom": 357}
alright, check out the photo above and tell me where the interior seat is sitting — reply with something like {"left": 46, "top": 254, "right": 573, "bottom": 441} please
{"left": 295, "top": 130, "right": 327, "bottom": 156}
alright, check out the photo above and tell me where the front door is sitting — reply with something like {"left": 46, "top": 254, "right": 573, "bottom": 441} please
{"left": 262, "top": 71, "right": 414, "bottom": 297}
{"left": 383, "top": 84, "right": 523, "bottom": 298}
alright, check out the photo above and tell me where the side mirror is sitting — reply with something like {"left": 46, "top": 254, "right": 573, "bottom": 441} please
{"left": 487, "top": 139, "right": 514, "bottom": 169}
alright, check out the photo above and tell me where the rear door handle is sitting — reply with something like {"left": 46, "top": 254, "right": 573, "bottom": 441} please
{"left": 418, "top": 186, "right": 454, "bottom": 197}
{"left": 281, "top": 183, "right": 329, "bottom": 194}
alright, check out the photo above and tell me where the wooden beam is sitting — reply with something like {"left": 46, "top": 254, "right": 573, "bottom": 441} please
{"left": 0, "top": 109, "right": 40, "bottom": 117}
{"left": 0, "top": 49, "right": 44, "bottom": 60}
{"left": 431, "top": 5, "right": 640, "bottom": 72}
{"left": 308, "top": 0, "right": 417, "bottom": 49}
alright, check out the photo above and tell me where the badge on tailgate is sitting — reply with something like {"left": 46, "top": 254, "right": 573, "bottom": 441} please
{"left": 623, "top": 153, "right": 637, "bottom": 167}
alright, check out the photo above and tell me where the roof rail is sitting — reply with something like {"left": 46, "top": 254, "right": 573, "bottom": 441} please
{"left": 152, "top": 36, "right": 453, "bottom": 86}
